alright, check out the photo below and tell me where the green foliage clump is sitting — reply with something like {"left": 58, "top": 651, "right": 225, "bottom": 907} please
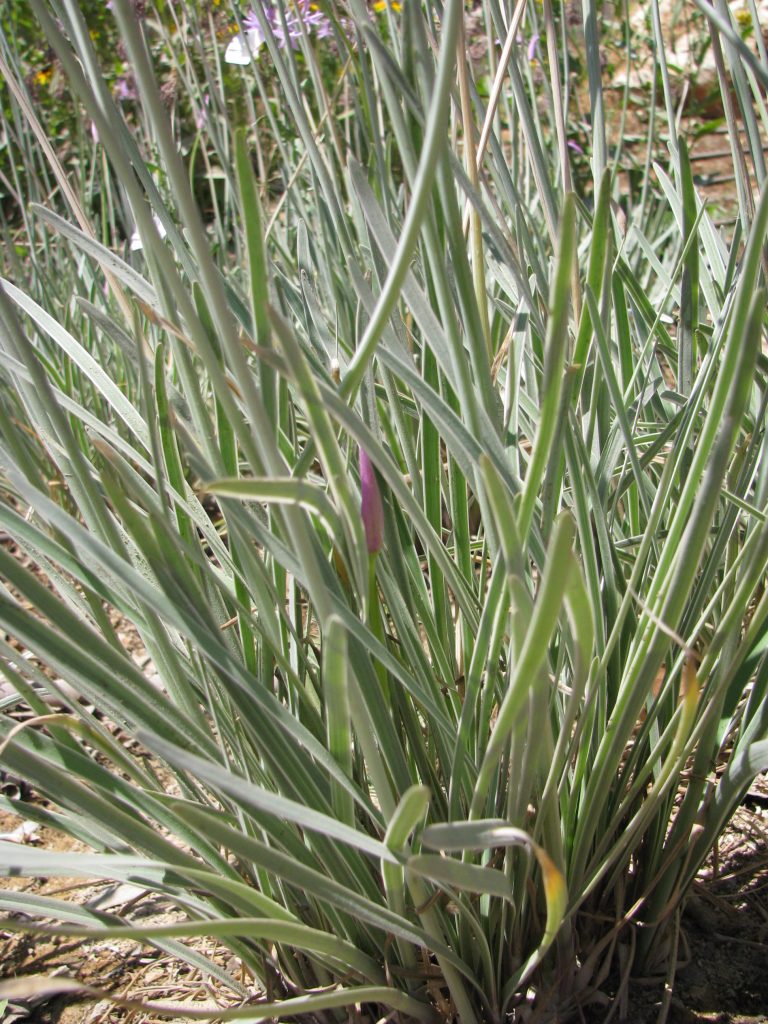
{"left": 1, "top": 0, "right": 768, "bottom": 1020}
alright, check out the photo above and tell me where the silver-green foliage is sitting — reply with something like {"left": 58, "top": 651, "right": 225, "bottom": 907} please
{"left": 1, "top": 0, "right": 768, "bottom": 1018}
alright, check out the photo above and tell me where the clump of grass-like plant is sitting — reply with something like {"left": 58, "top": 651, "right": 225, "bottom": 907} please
{"left": 1, "top": 0, "right": 768, "bottom": 1019}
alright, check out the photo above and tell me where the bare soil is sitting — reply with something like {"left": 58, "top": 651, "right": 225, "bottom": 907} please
{"left": 588, "top": 798, "right": 768, "bottom": 1024}
{"left": 0, "top": 807, "right": 244, "bottom": 1023}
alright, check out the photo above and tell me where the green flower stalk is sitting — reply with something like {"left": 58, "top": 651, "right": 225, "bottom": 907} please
{"left": 360, "top": 448, "right": 389, "bottom": 698}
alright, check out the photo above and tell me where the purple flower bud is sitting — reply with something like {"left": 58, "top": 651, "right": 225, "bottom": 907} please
{"left": 567, "top": 139, "right": 585, "bottom": 155}
{"left": 527, "top": 33, "right": 540, "bottom": 62}
{"left": 359, "top": 449, "right": 384, "bottom": 555}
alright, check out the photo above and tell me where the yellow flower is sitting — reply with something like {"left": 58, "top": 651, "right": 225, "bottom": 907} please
{"left": 34, "top": 68, "right": 53, "bottom": 87}
{"left": 373, "top": 0, "right": 402, "bottom": 11}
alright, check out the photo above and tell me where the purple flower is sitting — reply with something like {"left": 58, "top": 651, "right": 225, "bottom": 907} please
{"left": 225, "top": 1, "right": 333, "bottom": 63}
{"left": 243, "top": 6, "right": 270, "bottom": 35}
{"left": 359, "top": 449, "right": 384, "bottom": 555}
{"left": 195, "top": 93, "right": 210, "bottom": 130}
{"left": 567, "top": 139, "right": 584, "bottom": 155}
{"left": 527, "top": 33, "right": 540, "bottom": 62}
{"left": 114, "top": 75, "right": 137, "bottom": 101}
{"left": 303, "top": 4, "right": 334, "bottom": 39}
